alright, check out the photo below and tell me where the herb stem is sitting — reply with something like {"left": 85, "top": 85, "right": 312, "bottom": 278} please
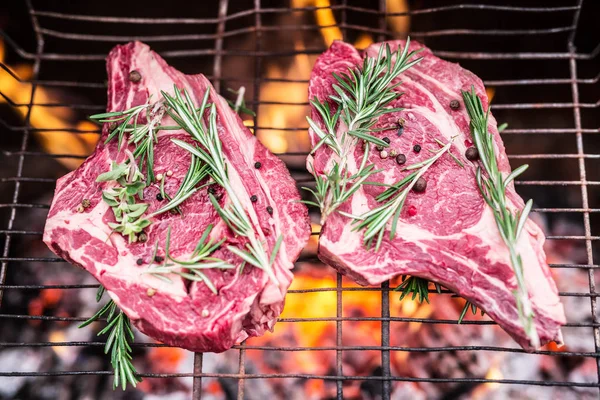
{"left": 461, "top": 86, "right": 538, "bottom": 347}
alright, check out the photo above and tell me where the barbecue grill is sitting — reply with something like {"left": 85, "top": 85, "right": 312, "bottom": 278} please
{"left": 0, "top": 0, "right": 599, "bottom": 399}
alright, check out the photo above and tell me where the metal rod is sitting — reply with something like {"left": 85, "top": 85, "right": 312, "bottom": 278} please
{"left": 0, "top": 370, "right": 597, "bottom": 388}
{"left": 29, "top": 4, "right": 580, "bottom": 24}
{"left": 336, "top": 273, "right": 343, "bottom": 398}
{"left": 192, "top": 353, "right": 203, "bottom": 400}
{"left": 212, "top": 0, "right": 229, "bottom": 92}
{"left": 568, "top": 0, "right": 600, "bottom": 391}
{"left": 237, "top": 340, "right": 247, "bottom": 400}
{"left": 0, "top": 0, "right": 44, "bottom": 308}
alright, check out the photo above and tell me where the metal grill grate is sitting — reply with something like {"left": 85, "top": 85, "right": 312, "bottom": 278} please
{"left": 0, "top": 0, "right": 599, "bottom": 399}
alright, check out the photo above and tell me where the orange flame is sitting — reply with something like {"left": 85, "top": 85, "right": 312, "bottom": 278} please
{"left": 387, "top": 0, "right": 411, "bottom": 37}
{"left": 0, "top": 39, "right": 98, "bottom": 170}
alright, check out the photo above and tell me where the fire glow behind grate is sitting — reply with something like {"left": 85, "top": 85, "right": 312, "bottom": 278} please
{"left": 0, "top": 0, "right": 599, "bottom": 399}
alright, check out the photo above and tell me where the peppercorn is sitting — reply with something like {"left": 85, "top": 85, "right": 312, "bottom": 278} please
{"left": 156, "top": 193, "right": 164, "bottom": 201}
{"left": 81, "top": 199, "right": 91, "bottom": 209}
{"left": 449, "top": 99, "right": 460, "bottom": 110}
{"left": 382, "top": 137, "right": 391, "bottom": 144}
{"left": 465, "top": 146, "right": 479, "bottom": 161}
{"left": 376, "top": 144, "right": 385, "bottom": 151}
{"left": 412, "top": 177, "right": 427, "bottom": 192}
{"left": 266, "top": 206, "right": 273, "bottom": 215}
{"left": 380, "top": 150, "right": 389, "bottom": 159}
{"left": 208, "top": 187, "right": 216, "bottom": 195}
{"left": 129, "top": 70, "right": 142, "bottom": 83}
{"left": 108, "top": 122, "right": 117, "bottom": 132}
{"left": 254, "top": 161, "right": 262, "bottom": 169}
{"left": 395, "top": 154, "right": 407, "bottom": 165}
{"left": 136, "top": 258, "right": 143, "bottom": 266}
{"left": 389, "top": 149, "right": 398, "bottom": 157}
{"left": 138, "top": 232, "right": 148, "bottom": 243}
{"left": 396, "top": 118, "right": 406, "bottom": 135}
{"left": 413, "top": 144, "right": 421, "bottom": 153}
{"left": 155, "top": 255, "right": 164, "bottom": 263}
{"left": 250, "top": 195, "right": 258, "bottom": 203}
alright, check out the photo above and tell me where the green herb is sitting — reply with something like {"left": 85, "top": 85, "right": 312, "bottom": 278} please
{"left": 79, "top": 286, "right": 141, "bottom": 390}
{"left": 90, "top": 100, "right": 165, "bottom": 183}
{"left": 461, "top": 86, "right": 538, "bottom": 347}
{"left": 149, "top": 154, "right": 210, "bottom": 218}
{"left": 347, "top": 138, "right": 455, "bottom": 250}
{"left": 145, "top": 225, "right": 234, "bottom": 293}
{"left": 303, "top": 38, "right": 423, "bottom": 221}
{"left": 458, "top": 300, "right": 485, "bottom": 324}
{"left": 227, "top": 87, "right": 256, "bottom": 117}
{"left": 98, "top": 157, "right": 151, "bottom": 243}
{"left": 162, "top": 86, "right": 282, "bottom": 285}
{"left": 396, "top": 276, "right": 442, "bottom": 304}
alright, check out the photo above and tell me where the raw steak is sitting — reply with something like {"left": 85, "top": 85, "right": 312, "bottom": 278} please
{"left": 44, "top": 42, "right": 311, "bottom": 352}
{"left": 307, "top": 40, "right": 565, "bottom": 350}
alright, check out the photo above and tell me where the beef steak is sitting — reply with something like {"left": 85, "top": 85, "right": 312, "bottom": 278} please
{"left": 44, "top": 42, "right": 311, "bottom": 352}
{"left": 307, "top": 40, "right": 565, "bottom": 350}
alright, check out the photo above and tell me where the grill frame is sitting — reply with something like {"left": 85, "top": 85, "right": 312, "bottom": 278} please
{"left": 0, "top": 0, "right": 599, "bottom": 398}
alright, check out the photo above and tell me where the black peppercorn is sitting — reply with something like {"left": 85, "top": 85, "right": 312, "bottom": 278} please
{"left": 156, "top": 193, "right": 164, "bottom": 201}
{"left": 129, "top": 70, "right": 142, "bottom": 83}
{"left": 155, "top": 255, "right": 164, "bottom": 263}
{"left": 376, "top": 144, "right": 385, "bottom": 151}
{"left": 139, "top": 232, "right": 148, "bottom": 243}
{"left": 136, "top": 258, "right": 143, "bottom": 266}
{"left": 412, "top": 177, "right": 427, "bottom": 192}
{"left": 108, "top": 122, "right": 117, "bottom": 132}
{"left": 266, "top": 206, "right": 273, "bottom": 215}
{"left": 81, "top": 199, "right": 91, "bottom": 209}
{"left": 413, "top": 144, "right": 421, "bottom": 153}
{"left": 395, "top": 154, "right": 407, "bottom": 165}
{"left": 449, "top": 99, "right": 460, "bottom": 110}
{"left": 382, "top": 137, "right": 390, "bottom": 144}
{"left": 250, "top": 195, "right": 258, "bottom": 203}
{"left": 208, "top": 187, "right": 216, "bottom": 195}
{"left": 465, "top": 146, "right": 479, "bottom": 161}
{"left": 254, "top": 161, "right": 262, "bottom": 169}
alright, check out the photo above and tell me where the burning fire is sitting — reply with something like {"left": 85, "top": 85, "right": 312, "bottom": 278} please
{"left": 0, "top": 39, "right": 98, "bottom": 170}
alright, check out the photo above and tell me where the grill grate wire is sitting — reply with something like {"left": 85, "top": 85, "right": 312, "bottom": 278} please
{"left": 0, "top": 0, "right": 599, "bottom": 399}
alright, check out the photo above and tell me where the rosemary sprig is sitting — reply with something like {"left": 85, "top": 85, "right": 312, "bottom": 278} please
{"left": 458, "top": 300, "right": 486, "bottom": 324}
{"left": 149, "top": 154, "right": 210, "bottom": 217}
{"left": 79, "top": 286, "right": 141, "bottom": 390}
{"left": 226, "top": 87, "right": 256, "bottom": 117}
{"left": 162, "top": 86, "right": 282, "bottom": 285}
{"left": 396, "top": 276, "right": 442, "bottom": 304}
{"left": 97, "top": 156, "right": 151, "bottom": 243}
{"left": 304, "top": 38, "right": 423, "bottom": 221}
{"left": 145, "top": 225, "right": 234, "bottom": 293}
{"left": 90, "top": 100, "right": 165, "bottom": 183}
{"left": 461, "top": 86, "right": 538, "bottom": 347}
{"left": 349, "top": 138, "right": 455, "bottom": 250}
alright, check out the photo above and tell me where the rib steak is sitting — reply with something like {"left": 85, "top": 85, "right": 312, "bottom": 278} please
{"left": 307, "top": 40, "right": 565, "bottom": 350}
{"left": 44, "top": 42, "right": 311, "bottom": 352}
